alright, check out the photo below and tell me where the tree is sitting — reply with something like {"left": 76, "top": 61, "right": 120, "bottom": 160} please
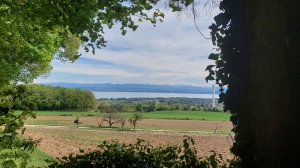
{"left": 96, "top": 114, "right": 107, "bottom": 128}
{"left": 158, "top": 102, "right": 170, "bottom": 111}
{"left": 128, "top": 112, "right": 144, "bottom": 131}
{"left": 24, "top": 84, "right": 98, "bottom": 111}
{"left": 192, "top": 106, "right": 198, "bottom": 111}
{"left": 0, "top": 0, "right": 164, "bottom": 85}
{"left": 74, "top": 116, "right": 81, "bottom": 128}
{"left": 106, "top": 112, "right": 120, "bottom": 128}
{"left": 205, "top": 0, "right": 300, "bottom": 167}
{"left": 135, "top": 103, "right": 143, "bottom": 112}
{"left": 0, "top": 85, "right": 40, "bottom": 167}
{"left": 98, "top": 102, "right": 112, "bottom": 113}
{"left": 0, "top": 0, "right": 164, "bottom": 165}
{"left": 149, "top": 100, "right": 158, "bottom": 111}
{"left": 119, "top": 114, "right": 127, "bottom": 131}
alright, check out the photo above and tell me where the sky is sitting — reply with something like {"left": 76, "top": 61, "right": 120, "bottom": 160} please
{"left": 35, "top": 6, "right": 218, "bottom": 86}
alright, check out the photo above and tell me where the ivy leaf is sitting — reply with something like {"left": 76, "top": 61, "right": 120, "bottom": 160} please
{"left": 208, "top": 53, "right": 219, "bottom": 60}
{"left": 219, "top": 87, "right": 224, "bottom": 92}
{"left": 219, "top": 92, "right": 227, "bottom": 103}
{"left": 216, "top": 60, "right": 225, "bottom": 68}
{"left": 205, "top": 65, "right": 215, "bottom": 71}
{"left": 208, "top": 23, "right": 218, "bottom": 33}
{"left": 224, "top": 105, "right": 229, "bottom": 112}
{"left": 221, "top": 75, "right": 229, "bottom": 85}
{"left": 205, "top": 75, "right": 215, "bottom": 83}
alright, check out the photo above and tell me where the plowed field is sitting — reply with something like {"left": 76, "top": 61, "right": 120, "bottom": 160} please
{"left": 24, "top": 116, "right": 234, "bottom": 160}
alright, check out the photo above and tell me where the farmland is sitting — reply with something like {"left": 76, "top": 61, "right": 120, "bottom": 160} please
{"left": 33, "top": 110, "right": 231, "bottom": 120}
{"left": 22, "top": 110, "right": 234, "bottom": 166}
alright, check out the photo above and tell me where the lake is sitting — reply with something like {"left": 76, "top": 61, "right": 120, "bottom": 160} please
{"left": 92, "top": 91, "right": 218, "bottom": 99}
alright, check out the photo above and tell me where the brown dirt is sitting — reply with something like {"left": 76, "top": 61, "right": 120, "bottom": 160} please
{"left": 27, "top": 116, "right": 233, "bottom": 131}
{"left": 24, "top": 117, "right": 235, "bottom": 160}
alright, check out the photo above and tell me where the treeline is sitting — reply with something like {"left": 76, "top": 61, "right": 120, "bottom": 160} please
{"left": 22, "top": 84, "right": 98, "bottom": 111}
{"left": 98, "top": 98, "right": 224, "bottom": 113}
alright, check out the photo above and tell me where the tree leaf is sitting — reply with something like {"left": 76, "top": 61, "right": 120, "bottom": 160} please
{"left": 221, "top": 75, "right": 229, "bottom": 85}
{"left": 205, "top": 65, "right": 215, "bottom": 71}
{"left": 205, "top": 75, "right": 215, "bottom": 83}
{"left": 208, "top": 53, "right": 219, "bottom": 60}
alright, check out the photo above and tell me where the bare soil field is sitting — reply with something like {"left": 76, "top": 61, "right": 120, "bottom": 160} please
{"left": 24, "top": 116, "right": 234, "bottom": 160}
{"left": 26, "top": 116, "right": 233, "bottom": 132}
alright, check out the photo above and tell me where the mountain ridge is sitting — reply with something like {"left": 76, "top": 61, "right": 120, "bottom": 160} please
{"left": 40, "top": 82, "right": 222, "bottom": 94}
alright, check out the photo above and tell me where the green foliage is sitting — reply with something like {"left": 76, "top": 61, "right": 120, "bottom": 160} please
{"left": 47, "top": 137, "right": 237, "bottom": 168}
{"left": 30, "top": 110, "right": 230, "bottom": 121}
{"left": 158, "top": 102, "right": 170, "bottom": 111}
{"left": 74, "top": 116, "right": 81, "bottom": 128}
{"left": 98, "top": 97, "right": 223, "bottom": 113}
{"left": 205, "top": 0, "right": 252, "bottom": 165}
{"left": 23, "top": 84, "right": 98, "bottom": 111}
{"left": 136, "top": 103, "right": 144, "bottom": 112}
{"left": 26, "top": 148, "right": 53, "bottom": 167}
{"left": 1, "top": 0, "right": 165, "bottom": 84}
{"left": 0, "top": 84, "right": 40, "bottom": 167}
{"left": 128, "top": 112, "right": 144, "bottom": 130}
{"left": 149, "top": 100, "right": 158, "bottom": 111}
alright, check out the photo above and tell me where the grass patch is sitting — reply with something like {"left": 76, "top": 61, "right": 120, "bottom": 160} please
{"left": 34, "top": 111, "right": 97, "bottom": 116}
{"left": 28, "top": 148, "right": 52, "bottom": 167}
{"left": 25, "top": 120, "right": 71, "bottom": 126}
{"left": 141, "top": 111, "right": 230, "bottom": 121}
{"left": 15, "top": 148, "right": 53, "bottom": 168}
{"left": 33, "top": 110, "right": 230, "bottom": 121}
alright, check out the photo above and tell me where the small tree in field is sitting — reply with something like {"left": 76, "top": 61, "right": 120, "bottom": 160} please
{"left": 119, "top": 114, "right": 127, "bottom": 131}
{"left": 96, "top": 113, "right": 107, "bottom": 128}
{"left": 74, "top": 116, "right": 81, "bottom": 128}
{"left": 128, "top": 112, "right": 143, "bottom": 131}
{"left": 106, "top": 112, "right": 119, "bottom": 128}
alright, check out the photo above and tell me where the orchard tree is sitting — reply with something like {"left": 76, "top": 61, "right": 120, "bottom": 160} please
{"left": 119, "top": 114, "right": 127, "bottom": 131}
{"left": 129, "top": 112, "right": 144, "bottom": 131}
{"left": 96, "top": 114, "right": 107, "bottom": 128}
{"left": 106, "top": 112, "right": 120, "bottom": 128}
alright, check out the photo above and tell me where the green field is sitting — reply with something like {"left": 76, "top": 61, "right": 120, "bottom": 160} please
{"left": 34, "top": 110, "right": 231, "bottom": 121}
{"left": 143, "top": 110, "right": 230, "bottom": 121}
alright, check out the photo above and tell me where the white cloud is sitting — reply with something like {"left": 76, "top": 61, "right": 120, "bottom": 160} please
{"left": 39, "top": 8, "right": 218, "bottom": 85}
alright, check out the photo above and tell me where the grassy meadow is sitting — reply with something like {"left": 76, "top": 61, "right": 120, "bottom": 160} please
{"left": 33, "top": 110, "right": 231, "bottom": 121}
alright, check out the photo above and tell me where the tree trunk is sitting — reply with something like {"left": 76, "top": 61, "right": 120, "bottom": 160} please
{"left": 242, "top": 0, "right": 300, "bottom": 167}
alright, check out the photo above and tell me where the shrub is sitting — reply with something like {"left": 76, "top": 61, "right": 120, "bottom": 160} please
{"left": 47, "top": 137, "right": 238, "bottom": 168}
{"left": 74, "top": 117, "right": 81, "bottom": 128}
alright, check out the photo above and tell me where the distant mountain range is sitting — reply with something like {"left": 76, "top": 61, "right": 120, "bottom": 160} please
{"left": 41, "top": 82, "right": 222, "bottom": 94}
